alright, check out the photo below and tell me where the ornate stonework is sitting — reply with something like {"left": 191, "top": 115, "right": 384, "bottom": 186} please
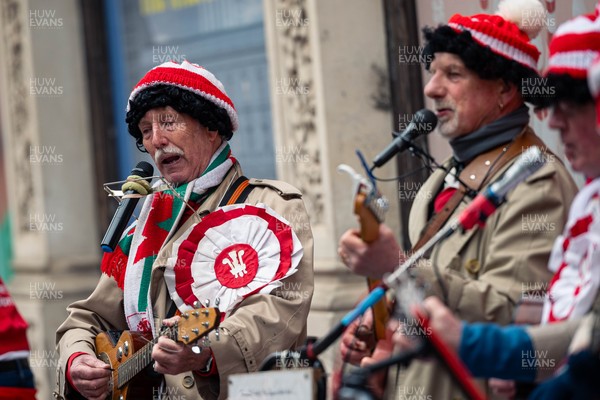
{"left": 0, "top": 0, "right": 37, "bottom": 235}
{"left": 270, "top": 0, "right": 323, "bottom": 223}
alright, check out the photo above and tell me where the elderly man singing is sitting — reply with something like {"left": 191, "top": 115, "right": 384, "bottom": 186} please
{"left": 55, "top": 61, "right": 314, "bottom": 400}
{"left": 337, "top": 0, "right": 577, "bottom": 398}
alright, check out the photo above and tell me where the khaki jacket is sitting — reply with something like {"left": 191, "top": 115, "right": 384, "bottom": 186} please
{"left": 55, "top": 164, "right": 314, "bottom": 400}
{"left": 395, "top": 134, "right": 578, "bottom": 400}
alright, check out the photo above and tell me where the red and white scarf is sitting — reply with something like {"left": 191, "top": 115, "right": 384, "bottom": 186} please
{"left": 542, "top": 177, "right": 600, "bottom": 323}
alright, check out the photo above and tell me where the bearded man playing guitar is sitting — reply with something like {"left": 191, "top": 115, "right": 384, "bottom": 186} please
{"left": 55, "top": 61, "right": 314, "bottom": 400}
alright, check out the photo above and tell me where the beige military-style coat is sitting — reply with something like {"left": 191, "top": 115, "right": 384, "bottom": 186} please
{"left": 55, "top": 163, "right": 314, "bottom": 400}
{"left": 394, "top": 133, "right": 578, "bottom": 400}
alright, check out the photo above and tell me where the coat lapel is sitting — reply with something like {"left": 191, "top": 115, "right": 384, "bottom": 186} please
{"left": 408, "top": 164, "right": 447, "bottom": 247}
{"left": 408, "top": 159, "right": 481, "bottom": 272}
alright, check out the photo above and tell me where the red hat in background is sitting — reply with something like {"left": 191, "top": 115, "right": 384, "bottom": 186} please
{"left": 448, "top": 0, "right": 546, "bottom": 72}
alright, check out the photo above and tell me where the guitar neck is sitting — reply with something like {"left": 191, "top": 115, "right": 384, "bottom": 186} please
{"left": 116, "top": 330, "right": 170, "bottom": 388}
{"left": 354, "top": 192, "right": 390, "bottom": 341}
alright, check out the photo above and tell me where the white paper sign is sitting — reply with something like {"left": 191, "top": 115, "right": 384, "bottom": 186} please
{"left": 228, "top": 369, "right": 314, "bottom": 400}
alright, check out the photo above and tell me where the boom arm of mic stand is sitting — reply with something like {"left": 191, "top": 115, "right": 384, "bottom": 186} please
{"left": 277, "top": 219, "right": 461, "bottom": 366}
{"left": 400, "top": 141, "right": 478, "bottom": 199}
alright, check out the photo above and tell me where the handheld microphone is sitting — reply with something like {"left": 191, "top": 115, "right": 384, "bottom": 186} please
{"left": 101, "top": 161, "right": 154, "bottom": 252}
{"left": 372, "top": 109, "right": 437, "bottom": 168}
{"left": 457, "top": 146, "right": 546, "bottom": 231}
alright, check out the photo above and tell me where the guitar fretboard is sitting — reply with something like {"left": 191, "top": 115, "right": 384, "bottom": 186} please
{"left": 116, "top": 328, "right": 173, "bottom": 388}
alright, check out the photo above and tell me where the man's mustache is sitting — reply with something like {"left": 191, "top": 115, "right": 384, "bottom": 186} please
{"left": 155, "top": 145, "right": 184, "bottom": 164}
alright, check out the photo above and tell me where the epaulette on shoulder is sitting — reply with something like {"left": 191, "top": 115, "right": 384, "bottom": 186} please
{"left": 248, "top": 178, "right": 303, "bottom": 199}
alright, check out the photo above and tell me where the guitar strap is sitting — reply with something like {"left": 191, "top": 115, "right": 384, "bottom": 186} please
{"left": 218, "top": 175, "right": 254, "bottom": 207}
{"left": 410, "top": 126, "right": 549, "bottom": 253}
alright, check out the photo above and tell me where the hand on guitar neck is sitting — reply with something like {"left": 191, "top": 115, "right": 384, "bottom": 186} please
{"left": 69, "top": 307, "right": 219, "bottom": 400}
{"left": 338, "top": 163, "right": 398, "bottom": 343}
{"left": 338, "top": 162, "right": 398, "bottom": 280}
{"left": 338, "top": 224, "right": 402, "bottom": 279}
{"left": 152, "top": 315, "right": 213, "bottom": 375}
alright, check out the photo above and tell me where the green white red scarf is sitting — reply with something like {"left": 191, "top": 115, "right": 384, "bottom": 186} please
{"left": 102, "top": 143, "right": 235, "bottom": 334}
{"left": 101, "top": 142, "right": 303, "bottom": 336}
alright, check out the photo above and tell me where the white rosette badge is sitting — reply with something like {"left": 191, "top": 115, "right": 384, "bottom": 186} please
{"left": 164, "top": 203, "right": 303, "bottom": 316}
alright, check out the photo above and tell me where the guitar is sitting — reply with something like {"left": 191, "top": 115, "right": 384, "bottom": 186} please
{"left": 338, "top": 164, "right": 390, "bottom": 341}
{"left": 95, "top": 307, "right": 220, "bottom": 400}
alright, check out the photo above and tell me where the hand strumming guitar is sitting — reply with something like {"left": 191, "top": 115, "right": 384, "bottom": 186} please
{"left": 69, "top": 354, "right": 111, "bottom": 400}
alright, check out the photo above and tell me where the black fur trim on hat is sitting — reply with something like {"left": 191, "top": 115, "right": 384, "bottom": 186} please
{"left": 125, "top": 85, "right": 234, "bottom": 153}
{"left": 536, "top": 74, "right": 593, "bottom": 109}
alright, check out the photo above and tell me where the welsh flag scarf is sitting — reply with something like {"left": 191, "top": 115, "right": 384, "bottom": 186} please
{"left": 102, "top": 142, "right": 235, "bottom": 334}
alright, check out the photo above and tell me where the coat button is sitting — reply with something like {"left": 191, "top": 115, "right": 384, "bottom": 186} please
{"left": 465, "top": 259, "right": 481, "bottom": 275}
{"left": 183, "top": 375, "right": 195, "bottom": 389}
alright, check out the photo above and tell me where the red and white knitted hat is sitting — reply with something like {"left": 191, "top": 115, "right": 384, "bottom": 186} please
{"left": 546, "top": 6, "right": 600, "bottom": 79}
{"left": 448, "top": 0, "right": 546, "bottom": 72}
{"left": 127, "top": 60, "right": 239, "bottom": 132}
{"left": 588, "top": 55, "right": 600, "bottom": 126}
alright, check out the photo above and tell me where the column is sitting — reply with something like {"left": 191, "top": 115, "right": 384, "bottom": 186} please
{"left": 263, "top": 0, "right": 401, "bottom": 383}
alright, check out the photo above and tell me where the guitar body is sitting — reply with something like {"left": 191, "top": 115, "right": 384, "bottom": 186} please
{"left": 94, "top": 307, "right": 219, "bottom": 400}
{"left": 96, "top": 331, "right": 161, "bottom": 400}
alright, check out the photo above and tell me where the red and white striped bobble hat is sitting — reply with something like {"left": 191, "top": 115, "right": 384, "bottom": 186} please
{"left": 588, "top": 55, "right": 600, "bottom": 126}
{"left": 448, "top": 0, "right": 546, "bottom": 72}
{"left": 127, "top": 60, "right": 239, "bottom": 132}
{"left": 546, "top": 6, "right": 600, "bottom": 79}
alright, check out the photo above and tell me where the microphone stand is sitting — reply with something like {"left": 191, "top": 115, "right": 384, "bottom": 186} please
{"left": 394, "top": 140, "right": 478, "bottom": 199}
{"left": 257, "top": 218, "right": 462, "bottom": 388}
{"left": 258, "top": 338, "right": 327, "bottom": 400}
{"left": 260, "top": 141, "right": 546, "bottom": 399}
{"left": 258, "top": 191, "right": 486, "bottom": 398}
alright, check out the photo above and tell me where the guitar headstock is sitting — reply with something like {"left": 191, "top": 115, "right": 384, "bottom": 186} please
{"left": 174, "top": 307, "right": 220, "bottom": 345}
{"left": 338, "top": 164, "right": 389, "bottom": 243}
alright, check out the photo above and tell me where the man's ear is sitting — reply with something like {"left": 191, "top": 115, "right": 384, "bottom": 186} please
{"left": 207, "top": 129, "right": 220, "bottom": 142}
{"left": 499, "top": 79, "right": 519, "bottom": 106}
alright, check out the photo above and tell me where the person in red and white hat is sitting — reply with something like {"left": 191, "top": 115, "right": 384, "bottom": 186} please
{"left": 387, "top": 5, "right": 600, "bottom": 400}
{"left": 589, "top": 54, "right": 600, "bottom": 130}
{"left": 336, "top": 0, "right": 579, "bottom": 398}
{"left": 0, "top": 277, "right": 36, "bottom": 400}
{"left": 55, "top": 61, "right": 314, "bottom": 400}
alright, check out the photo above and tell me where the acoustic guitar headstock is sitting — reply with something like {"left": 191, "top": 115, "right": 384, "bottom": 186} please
{"left": 174, "top": 307, "right": 220, "bottom": 345}
{"left": 338, "top": 164, "right": 389, "bottom": 243}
